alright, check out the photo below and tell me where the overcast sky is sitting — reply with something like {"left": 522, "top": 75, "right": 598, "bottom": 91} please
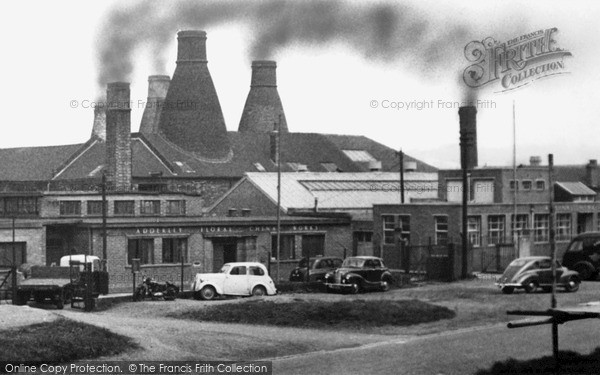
{"left": 0, "top": 0, "right": 598, "bottom": 169}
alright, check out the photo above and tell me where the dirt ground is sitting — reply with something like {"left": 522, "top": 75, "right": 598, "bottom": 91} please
{"left": 4, "top": 278, "right": 600, "bottom": 361}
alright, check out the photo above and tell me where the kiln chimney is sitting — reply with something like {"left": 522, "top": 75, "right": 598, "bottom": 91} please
{"left": 91, "top": 98, "right": 106, "bottom": 140}
{"left": 140, "top": 75, "right": 170, "bottom": 134}
{"left": 238, "top": 61, "right": 288, "bottom": 133}
{"left": 458, "top": 106, "right": 478, "bottom": 170}
{"left": 158, "top": 30, "right": 231, "bottom": 160}
{"left": 105, "top": 82, "right": 132, "bottom": 191}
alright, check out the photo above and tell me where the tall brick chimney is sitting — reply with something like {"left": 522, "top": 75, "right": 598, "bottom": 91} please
{"left": 91, "top": 98, "right": 106, "bottom": 140}
{"left": 105, "top": 82, "right": 132, "bottom": 191}
{"left": 238, "top": 60, "right": 289, "bottom": 133}
{"left": 140, "top": 75, "right": 170, "bottom": 134}
{"left": 586, "top": 159, "right": 599, "bottom": 188}
{"left": 458, "top": 106, "right": 478, "bottom": 170}
{"left": 158, "top": 30, "right": 231, "bottom": 160}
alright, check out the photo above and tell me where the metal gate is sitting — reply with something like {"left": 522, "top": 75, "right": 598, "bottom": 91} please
{"left": 480, "top": 243, "right": 517, "bottom": 273}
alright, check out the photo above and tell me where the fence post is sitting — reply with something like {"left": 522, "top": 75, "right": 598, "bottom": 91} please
{"left": 448, "top": 243, "right": 455, "bottom": 281}
{"left": 403, "top": 241, "right": 411, "bottom": 275}
{"left": 495, "top": 244, "right": 501, "bottom": 272}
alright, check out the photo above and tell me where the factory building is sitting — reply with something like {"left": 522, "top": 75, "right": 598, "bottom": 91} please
{"left": 0, "top": 30, "right": 434, "bottom": 292}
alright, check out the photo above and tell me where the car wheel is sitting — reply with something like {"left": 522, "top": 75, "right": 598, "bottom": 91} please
{"left": 251, "top": 286, "right": 267, "bottom": 297}
{"left": 523, "top": 280, "right": 538, "bottom": 293}
{"left": 573, "top": 262, "right": 594, "bottom": 280}
{"left": 199, "top": 286, "right": 216, "bottom": 301}
{"left": 501, "top": 286, "right": 514, "bottom": 294}
{"left": 565, "top": 278, "right": 580, "bottom": 293}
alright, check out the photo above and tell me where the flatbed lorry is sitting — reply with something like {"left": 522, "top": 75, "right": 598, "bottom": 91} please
{"left": 14, "top": 255, "right": 108, "bottom": 309}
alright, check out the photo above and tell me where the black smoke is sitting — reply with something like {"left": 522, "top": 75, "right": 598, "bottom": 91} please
{"left": 96, "top": 0, "right": 472, "bottom": 88}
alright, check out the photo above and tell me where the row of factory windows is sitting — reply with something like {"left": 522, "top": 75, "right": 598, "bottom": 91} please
{"left": 509, "top": 179, "right": 546, "bottom": 191}
{"left": 59, "top": 200, "right": 186, "bottom": 217}
{"left": 382, "top": 212, "right": 588, "bottom": 247}
{"left": 127, "top": 238, "right": 188, "bottom": 265}
{"left": 126, "top": 233, "right": 328, "bottom": 266}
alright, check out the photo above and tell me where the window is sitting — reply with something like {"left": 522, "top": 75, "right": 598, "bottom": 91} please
{"left": 254, "top": 162, "right": 266, "bottom": 172}
{"left": 487, "top": 215, "right": 506, "bottom": 245}
{"left": 467, "top": 216, "right": 481, "bottom": 247}
{"left": 0, "top": 242, "right": 26, "bottom": 267}
{"left": 511, "top": 214, "right": 529, "bottom": 238}
{"left": 302, "top": 234, "right": 325, "bottom": 258}
{"left": 272, "top": 234, "right": 295, "bottom": 259}
{"left": 342, "top": 150, "right": 377, "bottom": 162}
{"left": 287, "top": 162, "right": 308, "bottom": 172}
{"left": 59, "top": 201, "right": 81, "bottom": 216}
{"left": 382, "top": 215, "right": 410, "bottom": 244}
{"left": 87, "top": 201, "right": 104, "bottom": 216}
{"left": 166, "top": 200, "right": 186, "bottom": 215}
{"left": 162, "top": 238, "right": 187, "bottom": 263}
{"left": 534, "top": 214, "right": 549, "bottom": 242}
{"left": 140, "top": 200, "right": 160, "bottom": 215}
{"left": 536, "top": 180, "right": 546, "bottom": 190}
{"left": 434, "top": 216, "right": 448, "bottom": 245}
{"left": 127, "top": 239, "right": 154, "bottom": 265}
{"left": 321, "top": 162, "right": 339, "bottom": 172}
{"left": 509, "top": 180, "right": 517, "bottom": 191}
{"left": 249, "top": 266, "right": 265, "bottom": 276}
{"left": 355, "top": 231, "right": 373, "bottom": 243}
{"left": 1, "top": 197, "right": 39, "bottom": 216}
{"left": 230, "top": 266, "right": 247, "bottom": 275}
{"left": 556, "top": 213, "right": 572, "bottom": 241}
{"left": 522, "top": 180, "right": 532, "bottom": 191}
{"left": 114, "top": 200, "right": 134, "bottom": 215}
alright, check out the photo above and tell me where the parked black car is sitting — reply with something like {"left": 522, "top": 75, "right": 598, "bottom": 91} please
{"left": 289, "top": 257, "right": 343, "bottom": 282}
{"left": 562, "top": 232, "right": 600, "bottom": 280}
{"left": 495, "top": 256, "right": 580, "bottom": 294}
{"left": 324, "top": 256, "right": 393, "bottom": 293}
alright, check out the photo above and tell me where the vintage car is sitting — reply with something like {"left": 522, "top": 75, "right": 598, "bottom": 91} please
{"left": 289, "top": 257, "right": 343, "bottom": 282}
{"left": 562, "top": 231, "right": 600, "bottom": 280}
{"left": 495, "top": 256, "right": 580, "bottom": 294}
{"left": 192, "top": 262, "right": 277, "bottom": 300}
{"left": 324, "top": 256, "right": 393, "bottom": 293}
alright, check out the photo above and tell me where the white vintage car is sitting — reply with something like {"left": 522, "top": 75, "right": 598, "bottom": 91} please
{"left": 191, "top": 262, "right": 277, "bottom": 300}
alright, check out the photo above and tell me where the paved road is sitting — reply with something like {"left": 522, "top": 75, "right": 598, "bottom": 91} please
{"left": 272, "top": 319, "right": 600, "bottom": 374}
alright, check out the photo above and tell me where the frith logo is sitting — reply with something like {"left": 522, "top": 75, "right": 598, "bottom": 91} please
{"left": 463, "top": 28, "right": 572, "bottom": 92}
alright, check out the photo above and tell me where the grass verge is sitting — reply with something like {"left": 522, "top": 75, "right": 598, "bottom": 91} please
{"left": 169, "top": 299, "right": 455, "bottom": 329}
{"left": 0, "top": 318, "right": 139, "bottom": 362}
{"left": 476, "top": 347, "right": 600, "bottom": 374}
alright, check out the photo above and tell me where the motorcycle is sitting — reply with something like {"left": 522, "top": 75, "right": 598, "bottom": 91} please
{"left": 134, "top": 276, "right": 179, "bottom": 301}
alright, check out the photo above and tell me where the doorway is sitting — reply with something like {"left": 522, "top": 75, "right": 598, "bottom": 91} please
{"left": 577, "top": 213, "right": 593, "bottom": 234}
{"left": 212, "top": 237, "right": 238, "bottom": 272}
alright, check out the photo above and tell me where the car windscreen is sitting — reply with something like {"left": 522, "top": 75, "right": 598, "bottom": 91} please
{"left": 298, "top": 258, "right": 316, "bottom": 268}
{"left": 566, "top": 240, "right": 583, "bottom": 252}
{"left": 220, "top": 264, "right": 231, "bottom": 273}
{"left": 342, "top": 258, "right": 365, "bottom": 268}
{"left": 507, "top": 259, "right": 529, "bottom": 267}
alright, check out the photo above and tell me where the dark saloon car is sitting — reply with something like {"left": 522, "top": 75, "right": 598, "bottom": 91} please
{"left": 289, "top": 257, "right": 343, "bottom": 282}
{"left": 562, "top": 231, "right": 600, "bottom": 280}
{"left": 324, "top": 256, "right": 393, "bottom": 293}
{"left": 495, "top": 256, "right": 580, "bottom": 294}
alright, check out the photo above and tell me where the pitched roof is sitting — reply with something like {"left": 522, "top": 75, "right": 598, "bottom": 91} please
{"left": 555, "top": 181, "right": 596, "bottom": 196}
{"left": 0, "top": 143, "right": 84, "bottom": 181}
{"left": 0, "top": 131, "right": 436, "bottom": 182}
{"left": 234, "top": 172, "right": 439, "bottom": 212}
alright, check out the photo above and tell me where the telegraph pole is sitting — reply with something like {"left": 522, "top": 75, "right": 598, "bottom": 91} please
{"left": 548, "top": 154, "right": 559, "bottom": 367}
{"left": 276, "top": 115, "right": 282, "bottom": 282}
{"left": 399, "top": 149, "right": 405, "bottom": 204}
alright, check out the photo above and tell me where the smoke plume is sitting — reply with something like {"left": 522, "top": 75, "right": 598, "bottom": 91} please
{"left": 96, "top": 0, "right": 472, "bottom": 89}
